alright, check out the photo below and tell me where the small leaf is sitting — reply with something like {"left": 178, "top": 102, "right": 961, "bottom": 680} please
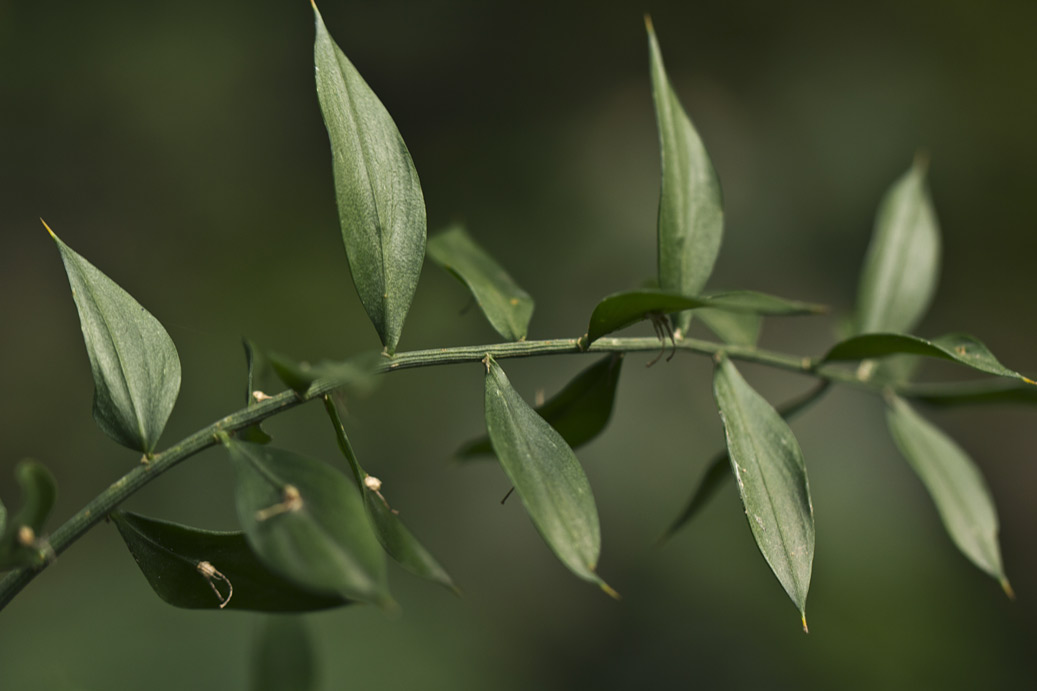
{"left": 112, "top": 511, "right": 349, "bottom": 612}
{"left": 823, "top": 333, "right": 1031, "bottom": 383}
{"left": 886, "top": 396, "right": 1009, "bottom": 590}
{"left": 855, "top": 158, "right": 940, "bottom": 335}
{"left": 696, "top": 309, "right": 761, "bottom": 347}
{"left": 250, "top": 617, "right": 317, "bottom": 691}
{"left": 313, "top": 3, "right": 427, "bottom": 354}
{"left": 45, "top": 222, "right": 181, "bottom": 453}
{"left": 241, "top": 339, "right": 273, "bottom": 444}
{"left": 268, "top": 351, "right": 381, "bottom": 399}
{"left": 483, "top": 356, "right": 615, "bottom": 596}
{"left": 0, "top": 460, "right": 58, "bottom": 570}
{"left": 224, "top": 438, "right": 392, "bottom": 608}
{"left": 427, "top": 225, "right": 534, "bottom": 341}
{"left": 904, "top": 379, "right": 1037, "bottom": 407}
{"left": 458, "top": 354, "right": 623, "bottom": 460}
{"left": 647, "top": 17, "right": 724, "bottom": 335}
{"left": 323, "top": 396, "right": 458, "bottom": 593}
{"left": 714, "top": 357, "right": 814, "bottom": 625}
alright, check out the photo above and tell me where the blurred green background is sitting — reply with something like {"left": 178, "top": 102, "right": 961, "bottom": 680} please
{"left": 2, "top": 0, "right": 1035, "bottom": 688}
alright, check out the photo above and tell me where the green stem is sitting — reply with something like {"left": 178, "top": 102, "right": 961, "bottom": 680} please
{"left": 0, "top": 335, "right": 861, "bottom": 610}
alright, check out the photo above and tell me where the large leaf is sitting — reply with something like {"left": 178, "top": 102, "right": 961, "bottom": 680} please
{"left": 886, "top": 397, "right": 1010, "bottom": 592}
{"left": 45, "top": 222, "right": 181, "bottom": 453}
{"left": 713, "top": 357, "right": 814, "bottom": 629}
{"left": 250, "top": 618, "right": 317, "bottom": 691}
{"left": 823, "top": 333, "right": 1032, "bottom": 383}
{"left": 313, "top": 3, "right": 426, "bottom": 355}
{"left": 458, "top": 354, "right": 623, "bottom": 459}
{"left": 0, "top": 461, "right": 57, "bottom": 571}
{"left": 323, "top": 396, "right": 458, "bottom": 593}
{"left": 855, "top": 158, "right": 940, "bottom": 335}
{"left": 112, "top": 511, "right": 349, "bottom": 612}
{"left": 427, "top": 225, "right": 534, "bottom": 341}
{"left": 224, "top": 438, "right": 392, "bottom": 608}
{"left": 483, "top": 356, "right": 615, "bottom": 596}
{"left": 647, "top": 18, "right": 723, "bottom": 335}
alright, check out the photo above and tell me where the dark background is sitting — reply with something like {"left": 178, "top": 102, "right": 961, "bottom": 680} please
{"left": 1, "top": 1, "right": 1035, "bottom": 688}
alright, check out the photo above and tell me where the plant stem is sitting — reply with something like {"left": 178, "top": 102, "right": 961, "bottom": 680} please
{"left": 0, "top": 335, "right": 862, "bottom": 610}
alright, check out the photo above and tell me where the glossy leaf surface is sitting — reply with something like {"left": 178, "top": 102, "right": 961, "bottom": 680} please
{"left": 427, "top": 225, "right": 534, "bottom": 341}
{"left": 225, "top": 438, "right": 392, "bottom": 607}
{"left": 855, "top": 159, "right": 940, "bottom": 335}
{"left": 313, "top": 3, "right": 426, "bottom": 354}
{"left": 714, "top": 358, "right": 814, "bottom": 626}
{"left": 458, "top": 354, "right": 623, "bottom": 459}
{"left": 323, "top": 397, "right": 457, "bottom": 593}
{"left": 0, "top": 461, "right": 57, "bottom": 570}
{"left": 823, "top": 333, "right": 1032, "bottom": 382}
{"left": 112, "top": 511, "right": 348, "bottom": 612}
{"left": 46, "top": 223, "right": 181, "bottom": 453}
{"left": 483, "top": 356, "right": 614, "bottom": 595}
{"left": 886, "top": 397, "right": 1009, "bottom": 589}
{"left": 251, "top": 618, "right": 317, "bottom": 691}
{"left": 268, "top": 351, "right": 381, "bottom": 398}
{"left": 647, "top": 18, "right": 723, "bottom": 334}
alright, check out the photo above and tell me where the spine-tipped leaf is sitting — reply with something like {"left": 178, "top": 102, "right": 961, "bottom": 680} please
{"left": 313, "top": 3, "right": 427, "bottom": 354}
{"left": 427, "top": 225, "right": 534, "bottom": 341}
{"left": 885, "top": 396, "right": 1009, "bottom": 591}
{"left": 714, "top": 358, "right": 814, "bottom": 628}
{"left": 483, "top": 356, "right": 615, "bottom": 596}
{"left": 647, "top": 18, "right": 724, "bottom": 334}
{"left": 46, "top": 223, "right": 181, "bottom": 453}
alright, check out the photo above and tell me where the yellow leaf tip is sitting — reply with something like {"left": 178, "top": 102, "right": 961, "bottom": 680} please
{"left": 40, "top": 218, "right": 57, "bottom": 239}
{"left": 1022, "top": 377, "right": 1036, "bottom": 387}
{"left": 643, "top": 14, "right": 654, "bottom": 33}
{"left": 801, "top": 613, "right": 809, "bottom": 634}
{"left": 1001, "top": 577, "right": 1015, "bottom": 601}
{"left": 599, "top": 581, "right": 621, "bottom": 601}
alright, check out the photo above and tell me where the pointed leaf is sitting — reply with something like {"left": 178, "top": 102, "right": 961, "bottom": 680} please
{"left": 112, "top": 511, "right": 349, "bottom": 611}
{"left": 696, "top": 309, "right": 761, "bottom": 347}
{"left": 714, "top": 357, "right": 814, "bottom": 625}
{"left": 647, "top": 18, "right": 724, "bottom": 335}
{"left": 701, "top": 291, "right": 826, "bottom": 316}
{"left": 458, "top": 354, "right": 623, "bottom": 460}
{"left": 323, "top": 396, "right": 458, "bottom": 593}
{"left": 45, "top": 223, "right": 181, "bottom": 453}
{"left": 250, "top": 617, "right": 317, "bottom": 691}
{"left": 823, "top": 333, "right": 1032, "bottom": 383}
{"left": 224, "top": 438, "right": 392, "bottom": 608}
{"left": 855, "top": 158, "right": 940, "bottom": 335}
{"left": 903, "top": 379, "right": 1037, "bottom": 407}
{"left": 483, "top": 356, "right": 614, "bottom": 596}
{"left": 268, "top": 351, "right": 381, "bottom": 398}
{"left": 0, "top": 460, "right": 57, "bottom": 570}
{"left": 427, "top": 225, "right": 534, "bottom": 341}
{"left": 886, "top": 396, "right": 1009, "bottom": 589}
{"left": 313, "top": 4, "right": 427, "bottom": 354}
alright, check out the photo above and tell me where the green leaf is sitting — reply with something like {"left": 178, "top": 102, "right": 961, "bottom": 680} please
{"left": 111, "top": 511, "right": 349, "bottom": 612}
{"left": 583, "top": 289, "right": 824, "bottom": 346}
{"left": 458, "top": 354, "right": 623, "bottom": 460}
{"left": 823, "top": 333, "right": 1032, "bottom": 383}
{"left": 45, "top": 222, "right": 181, "bottom": 453}
{"left": 323, "top": 396, "right": 458, "bottom": 593}
{"left": 855, "top": 158, "right": 940, "bottom": 335}
{"left": 903, "top": 379, "right": 1037, "bottom": 407}
{"left": 696, "top": 309, "right": 761, "bottom": 347}
{"left": 268, "top": 351, "right": 381, "bottom": 399}
{"left": 483, "top": 356, "right": 615, "bottom": 596}
{"left": 714, "top": 357, "right": 814, "bottom": 629}
{"left": 223, "top": 438, "right": 393, "bottom": 608}
{"left": 427, "top": 225, "right": 535, "bottom": 341}
{"left": 886, "top": 396, "right": 1010, "bottom": 592}
{"left": 313, "top": 4, "right": 426, "bottom": 355}
{"left": 250, "top": 617, "right": 317, "bottom": 691}
{"left": 0, "top": 460, "right": 57, "bottom": 570}
{"left": 241, "top": 339, "right": 273, "bottom": 444}
{"left": 646, "top": 17, "right": 724, "bottom": 335}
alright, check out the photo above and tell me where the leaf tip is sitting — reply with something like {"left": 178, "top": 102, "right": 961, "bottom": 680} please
{"left": 40, "top": 218, "right": 57, "bottom": 240}
{"left": 1021, "top": 376, "right": 1037, "bottom": 387}
{"left": 801, "top": 613, "right": 809, "bottom": 634}
{"left": 1000, "top": 577, "right": 1015, "bottom": 601}
{"left": 643, "top": 14, "right": 655, "bottom": 33}
{"left": 599, "top": 579, "right": 621, "bottom": 601}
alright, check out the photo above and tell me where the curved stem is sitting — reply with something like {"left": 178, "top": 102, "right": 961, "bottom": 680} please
{"left": 0, "top": 335, "right": 861, "bottom": 611}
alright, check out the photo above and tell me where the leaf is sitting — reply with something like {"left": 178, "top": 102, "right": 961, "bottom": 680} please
{"left": 45, "top": 222, "right": 181, "bottom": 453}
{"left": 646, "top": 17, "right": 724, "bottom": 335}
{"left": 713, "top": 357, "right": 814, "bottom": 628}
{"left": 111, "top": 511, "right": 349, "bottom": 612}
{"left": 427, "top": 225, "right": 535, "bottom": 341}
{"left": 855, "top": 157, "right": 940, "bottom": 335}
{"left": 701, "top": 291, "right": 826, "bottom": 316}
{"left": 886, "top": 396, "right": 1009, "bottom": 592}
{"left": 223, "top": 438, "right": 393, "bottom": 608}
{"left": 823, "top": 333, "right": 1032, "bottom": 383}
{"left": 241, "top": 339, "right": 273, "bottom": 444}
{"left": 313, "top": 3, "right": 427, "bottom": 355}
{"left": 904, "top": 379, "right": 1037, "bottom": 407}
{"left": 323, "top": 396, "right": 458, "bottom": 593}
{"left": 268, "top": 351, "right": 382, "bottom": 399}
{"left": 0, "top": 460, "right": 58, "bottom": 570}
{"left": 251, "top": 617, "right": 317, "bottom": 691}
{"left": 483, "top": 356, "right": 615, "bottom": 596}
{"left": 696, "top": 309, "right": 761, "bottom": 347}
{"left": 458, "top": 354, "right": 623, "bottom": 460}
